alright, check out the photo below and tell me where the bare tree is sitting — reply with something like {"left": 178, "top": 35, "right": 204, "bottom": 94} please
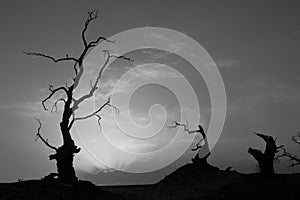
{"left": 24, "top": 10, "right": 132, "bottom": 183}
{"left": 169, "top": 121, "right": 214, "bottom": 169}
{"left": 277, "top": 132, "right": 300, "bottom": 167}
{"left": 248, "top": 132, "right": 284, "bottom": 176}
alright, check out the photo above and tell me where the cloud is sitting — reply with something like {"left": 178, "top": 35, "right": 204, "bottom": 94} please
{"left": 140, "top": 50, "right": 171, "bottom": 60}
{"left": 1, "top": 101, "right": 49, "bottom": 118}
{"left": 96, "top": 78, "right": 134, "bottom": 98}
{"left": 116, "top": 139, "right": 159, "bottom": 152}
{"left": 95, "top": 63, "right": 184, "bottom": 98}
{"left": 0, "top": 86, "right": 70, "bottom": 118}
{"left": 215, "top": 60, "right": 240, "bottom": 68}
{"left": 227, "top": 77, "right": 300, "bottom": 116}
{"left": 129, "top": 63, "right": 184, "bottom": 79}
{"left": 168, "top": 42, "right": 187, "bottom": 52}
{"left": 149, "top": 32, "right": 169, "bottom": 41}
{"left": 148, "top": 33, "right": 190, "bottom": 53}
{"left": 204, "top": 59, "right": 240, "bottom": 69}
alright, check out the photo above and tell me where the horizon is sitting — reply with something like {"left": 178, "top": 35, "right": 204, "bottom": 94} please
{"left": 0, "top": 0, "right": 300, "bottom": 185}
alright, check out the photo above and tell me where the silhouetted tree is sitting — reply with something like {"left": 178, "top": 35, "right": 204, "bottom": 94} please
{"left": 277, "top": 132, "right": 300, "bottom": 167}
{"left": 24, "top": 10, "right": 132, "bottom": 184}
{"left": 248, "top": 132, "right": 284, "bottom": 176}
{"left": 169, "top": 121, "right": 215, "bottom": 169}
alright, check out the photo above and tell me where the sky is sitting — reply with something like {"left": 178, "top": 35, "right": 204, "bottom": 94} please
{"left": 0, "top": 0, "right": 300, "bottom": 185}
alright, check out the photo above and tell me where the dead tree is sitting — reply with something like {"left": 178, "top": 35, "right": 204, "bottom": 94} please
{"left": 24, "top": 10, "right": 132, "bottom": 184}
{"left": 169, "top": 121, "right": 214, "bottom": 169}
{"left": 248, "top": 132, "right": 284, "bottom": 176}
{"left": 277, "top": 132, "right": 300, "bottom": 167}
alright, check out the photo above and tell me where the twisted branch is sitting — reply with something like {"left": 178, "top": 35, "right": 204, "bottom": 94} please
{"left": 74, "top": 97, "right": 118, "bottom": 121}
{"left": 72, "top": 50, "right": 133, "bottom": 111}
{"left": 69, "top": 97, "right": 118, "bottom": 130}
{"left": 42, "top": 86, "right": 68, "bottom": 111}
{"left": 26, "top": 10, "right": 132, "bottom": 135}
{"left": 88, "top": 36, "right": 115, "bottom": 48}
{"left": 276, "top": 133, "right": 300, "bottom": 167}
{"left": 168, "top": 120, "right": 205, "bottom": 138}
{"left": 277, "top": 147, "right": 300, "bottom": 167}
{"left": 168, "top": 120, "right": 206, "bottom": 151}
{"left": 82, "top": 9, "right": 99, "bottom": 48}
{"left": 23, "top": 52, "right": 80, "bottom": 64}
{"left": 34, "top": 118, "right": 58, "bottom": 151}
{"left": 51, "top": 98, "right": 66, "bottom": 113}
{"left": 191, "top": 138, "right": 204, "bottom": 151}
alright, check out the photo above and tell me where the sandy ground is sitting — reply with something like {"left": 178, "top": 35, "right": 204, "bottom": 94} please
{"left": 1, "top": 164, "right": 299, "bottom": 200}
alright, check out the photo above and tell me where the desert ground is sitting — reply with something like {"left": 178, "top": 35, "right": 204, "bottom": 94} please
{"left": 1, "top": 163, "right": 299, "bottom": 200}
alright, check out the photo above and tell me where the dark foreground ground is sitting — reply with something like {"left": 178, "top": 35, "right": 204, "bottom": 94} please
{"left": 1, "top": 164, "right": 299, "bottom": 200}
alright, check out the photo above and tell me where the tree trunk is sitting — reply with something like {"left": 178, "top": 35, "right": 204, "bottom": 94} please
{"left": 248, "top": 132, "right": 279, "bottom": 176}
{"left": 49, "top": 122, "right": 80, "bottom": 184}
{"left": 248, "top": 147, "right": 275, "bottom": 175}
{"left": 53, "top": 145, "right": 79, "bottom": 183}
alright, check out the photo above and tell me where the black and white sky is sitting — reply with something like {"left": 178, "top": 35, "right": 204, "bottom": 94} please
{"left": 0, "top": 0, "right": 300, "bottom": 185}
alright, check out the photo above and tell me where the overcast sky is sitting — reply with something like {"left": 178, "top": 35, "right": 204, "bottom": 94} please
{"left": 0, "top": 0, "right": 300, "bottom": 185}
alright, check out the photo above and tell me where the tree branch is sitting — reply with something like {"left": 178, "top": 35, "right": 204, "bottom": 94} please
{"left": 168, "top": 120, "right": 207, "bottom": 152}
{"left": 72, "top": 50, "right": 133, "bottom": 111}
{"left": 23, "top": 52, "right": 80, "bottom": 64}
{"left": 191, "top": 138, "right": 204, "bottom": 151}
{"left": 73, "top": 97, "right": 118, "bottom": 122}
{"left": 42, "top": 85, "right": 68, "bottom": 111}
{"left": 168, "top": 121, "right": 203, "bottom": 135}
{"left": 276, "top": 133, "right": 300, "bottom": 167}
{"left": 34, "top": 118, "right": 58, "bottom": 151}
{"left": 95, "top": 114, "right": 102, "bottom": 133}
{"left": 276, "top": 146, "right": 300, "bottom": 167}
{"left": 69, "top": 97, "right": 117, "bottom": 132}
{"left": 51, "top": 98, "right": 66, "bottom": 113}
{"left": 88, "top": 36, "right": 115, "bottom": 48}
{"left": 103, "top": 50, "right": 134, "bottom": 64}
{"left": 82, "top": 9, "right": 99, "bottom": 48}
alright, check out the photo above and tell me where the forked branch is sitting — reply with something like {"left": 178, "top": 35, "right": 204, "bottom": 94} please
{"left": 69, "top": 97, "right": 119, "bottom": 130}
{"left": 34, "top": 118, "right": 58, "bottom": 151}
{"left": 191, "top": 138, "right": 204, "bottom": 151}
{"left": 276, "top": 133, "right": 300, "bottom": 167}
{"left": 73, "top": 50, "right": 133, "bottom": 110}
{"left": 24, "top": 9, "right": 116, "bottom": 93}
{"left": 168, "top": 120, "right": 207, "bottom": 151}
{"left": 51, "top": 98, "right": 66, "bottom": 113}
{"left": 42, "top": 85, "right": 68, "bottom": 111}
{"left": 168, "top": 120, "right": 206, "bottom": 138}
{"left": 277, "top": 147, "right": 300, "bottom": 167}
{"left": 103, "top": 50, "right": 134, "bottom": 63}
{"left": 88, "top": 36, "right": 115, "bottom": 48}
{"left": 26, "top": 9, "right": 132, "bottom": 135}
{"left": 82, "top": 9, "right": 99, "bottom": 48}
{"left": 75, "top": 97, "right": 119, "bottom": 120}
{"left": 81, "top": 10, "right": 115, "bottom": 47}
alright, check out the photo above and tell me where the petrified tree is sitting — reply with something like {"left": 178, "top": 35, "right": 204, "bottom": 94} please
{"left": 248, "top": 132, "right": 283, "bottom": 176}
{"left": 25, "top": 10, "right": 132, "bottom": 183}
